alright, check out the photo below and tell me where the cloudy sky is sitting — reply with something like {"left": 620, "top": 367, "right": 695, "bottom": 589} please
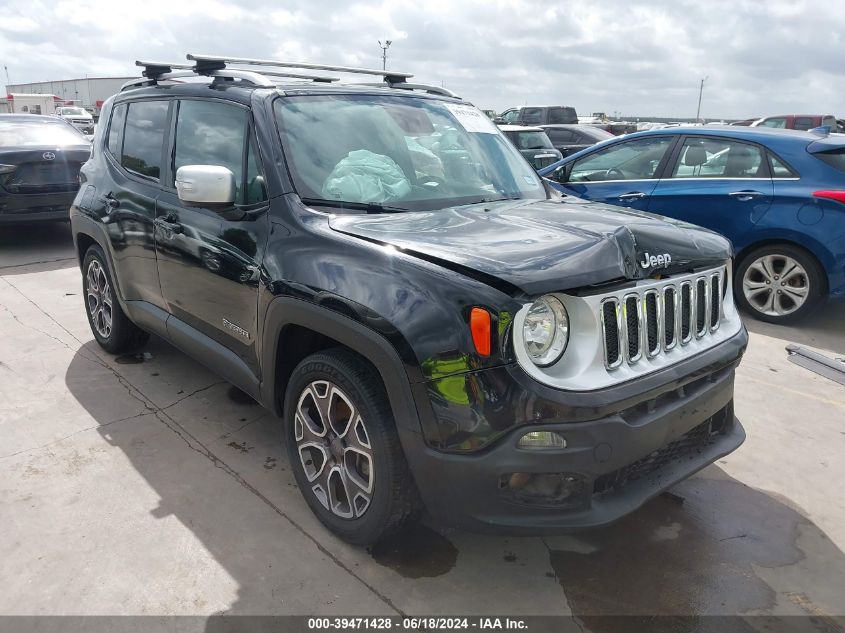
{"left": 1, "top": 0, "right": 842, "bottom": 119}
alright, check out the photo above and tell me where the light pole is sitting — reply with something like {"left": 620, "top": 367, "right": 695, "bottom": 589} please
{"left": 378, "top": 40, "right": 392, "bottom": 70}
{"left": 696, "top": 75, "right": 709, "bottom": 122}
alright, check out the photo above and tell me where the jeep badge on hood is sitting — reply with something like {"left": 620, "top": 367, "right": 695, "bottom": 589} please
{"left": 640, "top": 252, "right": 672, "bottom": 269}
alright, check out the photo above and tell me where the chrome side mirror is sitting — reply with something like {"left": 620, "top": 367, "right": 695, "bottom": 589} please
{"left": 175, "top": 165, "right": 235, "bottom": 207}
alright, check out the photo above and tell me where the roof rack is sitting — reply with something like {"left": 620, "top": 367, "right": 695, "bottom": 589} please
{"left": 246, "top": 70, "right": 339, "bottom": 83}
{"left": 136, "top": 61, "right": 194, "bottom": 78}
{"left": 356, "top": 82, "right": 460, "bottom": 99}
{"left": 187, "top": 53, "right": 413, "bottom": 85}
{"left": 125, "top": 60, "right": 276, "bottom": 92}
{"left": 124, "top": 55, "right": 461, "bottom": 99}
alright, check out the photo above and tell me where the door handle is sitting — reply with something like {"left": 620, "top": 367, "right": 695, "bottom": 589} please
{"left": 154, "top": 216, "right": 183, "bottom": 234}
{"left": 618, "top": 192, "right": 647, "bottom": 201}
{"left": 728, "top": 191, "right": 764, "bottom": 201}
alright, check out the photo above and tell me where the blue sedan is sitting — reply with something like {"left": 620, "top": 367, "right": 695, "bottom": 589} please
{"left": 539, "top": 126, "right": 845, "bottom": 324}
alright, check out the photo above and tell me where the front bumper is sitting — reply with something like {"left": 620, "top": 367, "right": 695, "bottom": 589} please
{"left": 405, "top": 328, "right": 747, "bottom": 533}
{"left": 0, "top": 190, "right": 75, "bottom": 223}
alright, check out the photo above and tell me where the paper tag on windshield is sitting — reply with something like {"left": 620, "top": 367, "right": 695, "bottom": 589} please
{"left": 445, "top": 104, "right": 498, "bottom": 134}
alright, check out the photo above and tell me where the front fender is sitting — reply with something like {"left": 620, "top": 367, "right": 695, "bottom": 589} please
{"left": 259, "top": 297, "right": 429, "bottom": 442}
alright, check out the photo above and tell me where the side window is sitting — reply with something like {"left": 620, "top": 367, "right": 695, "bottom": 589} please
{"left": 759, "top": 117, "right": 787, "bottom": 129}
{"left": 822, "top": 116, "right": 838, "bottom": 130}
{"left": 548, "top": 129, "right": 574, "bottom": 144}
{"left": 671, "top": 138, "right": 765, "bottom": 179}
{"left": 548, "top": 107, "right": 577, "bottom": 124}
{"left": 107, "top": 103, "right": 127, "bottom": 157}
{"left": 500, "top": 109, "right": 520, "bottom": 124}
{"left": 173, "top": 100, "right": 248, "bottom": 204}
{"left": 769, "top": 152, "right": 798, "bottom": 178}
{"left": 793, "top": 117, "right": 814, "bottom": 131}
{"left": 569, "top": 137, "right": 673, "bottom": 182}
{"left": 122, "top": 100, "right": 169, "bottom": 180}
{"left": 520, "top": 108, "right": 543, "bottom": 124}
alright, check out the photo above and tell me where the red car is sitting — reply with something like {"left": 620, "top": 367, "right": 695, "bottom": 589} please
{"left": 752, "top": 114, "right": 839, "bottom": 131}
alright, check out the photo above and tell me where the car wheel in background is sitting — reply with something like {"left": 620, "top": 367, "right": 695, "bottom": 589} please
{"left": 82, "top": 245, "right": 150, "bottom": 353}
{"left": 735, "top": 244, "right": 825, "bottom": 324}
{"left": 285, "top": 348, "right": 421, "bottom": 545}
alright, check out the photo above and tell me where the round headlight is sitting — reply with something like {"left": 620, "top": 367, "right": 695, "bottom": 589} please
{"left": 522, "top": 295, "right": 569, "bottom": 366}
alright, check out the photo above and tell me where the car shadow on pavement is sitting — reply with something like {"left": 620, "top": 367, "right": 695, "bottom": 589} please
{"left": 743, "top": 302, "right": 845, "bottom": 356}
{"left": 0, "top": 221, "right": 77, "bottom": 274}
{"left": 63, "top": 341, "right": 845, "bottom": 624}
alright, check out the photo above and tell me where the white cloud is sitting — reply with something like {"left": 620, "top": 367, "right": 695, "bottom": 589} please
{"left": 0, "top": 0, "right": 843, "bottom": 118}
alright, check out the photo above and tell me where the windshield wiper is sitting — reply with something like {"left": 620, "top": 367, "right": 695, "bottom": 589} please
{"left": 300, "top": 197, "right": 407, "bottom": 214}
{"left": 462, "top": 195, "right": 523, "bottom": 206}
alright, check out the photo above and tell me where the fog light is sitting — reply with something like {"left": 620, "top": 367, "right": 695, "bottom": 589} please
{"left": 517, "top": 431, "right": 567, "bottom": 449}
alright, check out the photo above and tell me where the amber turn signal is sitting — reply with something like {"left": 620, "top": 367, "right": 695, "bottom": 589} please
{"left": 470, "top": 307, "right": 492, "bottom": 356}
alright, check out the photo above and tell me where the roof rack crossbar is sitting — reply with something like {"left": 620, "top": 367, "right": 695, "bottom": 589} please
{"left": 237, "top": 70, "right": 339, "bottom": 83}
{"left": 187, "top": 53, "right": 413, "bottom": 84}
{"left": 356, "top": 82, "right": 461, "bottom": 99}
{"left": 206, "top": 69, "right": 275, "bottom": 87}
{"left": 122, "top": 69, "right": 275, "bottom": 92}
{"left": 135, "top": 60, "right": 194, "bottom": 78}
{"left": 122, "top": 71, "right": 196, "bottom": 91}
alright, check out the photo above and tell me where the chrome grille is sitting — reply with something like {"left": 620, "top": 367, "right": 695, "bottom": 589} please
{"left": 601, "top": 301, "right": 621, "bottom": 369}
{"left": 663, "top": 287, "right": 676, "bottom": 350}
{"left": 644, "top": 290, "right": 660, "bottom": 357}
{"left": 624, "top": 294, "right": 642, "bottom": 362}
{"left": 680, "top": 282, "right": 692, "bottom": 343}
{"left": 601, "top": 268, "right": 725, "bottom": 369}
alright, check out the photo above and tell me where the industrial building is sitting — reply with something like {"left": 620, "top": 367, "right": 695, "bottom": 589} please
{"left": 2, "top": 76, "right": 136, "bottom": 117}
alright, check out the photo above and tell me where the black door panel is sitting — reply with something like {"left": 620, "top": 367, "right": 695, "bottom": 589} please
{"left": 154, "top": 99, "right": 269, "bottom": 376}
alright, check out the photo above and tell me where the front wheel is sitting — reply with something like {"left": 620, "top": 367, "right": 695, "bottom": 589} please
{"left": 735, "top": 244, "right": 825, "bottom": 324}
{"left": 284, "top": 349, "right": 421, "bottom": 545}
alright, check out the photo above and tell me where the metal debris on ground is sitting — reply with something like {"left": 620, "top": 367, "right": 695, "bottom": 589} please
{"left": 786, "top": 344, "right": 845, "bottom": 386}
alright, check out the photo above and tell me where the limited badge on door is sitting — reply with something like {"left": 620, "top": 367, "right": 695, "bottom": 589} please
{"left": 222, "top": 318, "right": 250, "bottom": 340}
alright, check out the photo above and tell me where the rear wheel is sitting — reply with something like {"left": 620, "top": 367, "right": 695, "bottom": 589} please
{"left": 735, "top": 244, "right": 825, "bottom": 324}
{"left": 82, "top": 245, "right": 150, "bottom": 353}
{"left": 285, "top": 349, "right": 421, "bottom": 545}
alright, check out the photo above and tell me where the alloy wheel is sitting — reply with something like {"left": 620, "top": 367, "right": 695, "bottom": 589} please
{"left": 294, "top": 380, "right": 375, "bottom": 519}
{"left": 741, "top": 254, "right": 809, "bottom": 317}
{"left": 86, "top": 259, "right": 113, "bottom": 338}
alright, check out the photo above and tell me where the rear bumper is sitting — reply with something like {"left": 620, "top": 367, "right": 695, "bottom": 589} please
{"left": 405, "top": 329, "right": 747, "bottom": 533}
{"left": 0, "top": 190, "right": 76, "bottom": 223}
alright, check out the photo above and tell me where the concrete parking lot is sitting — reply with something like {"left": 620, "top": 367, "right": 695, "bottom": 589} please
{"left": 1, "top": 222, "right": 844, "bottom": 625}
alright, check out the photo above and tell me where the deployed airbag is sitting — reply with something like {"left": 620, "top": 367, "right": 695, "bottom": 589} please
{"left": 322, "top": 150, "right": 411, "bottom": 203}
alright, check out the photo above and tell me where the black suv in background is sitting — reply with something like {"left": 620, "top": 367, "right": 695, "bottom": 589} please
{"left": 71, "top": 55, "right": 747, "bottom": 545}
{"left": 500, "top": 105, "right": 578, "bottom": 126}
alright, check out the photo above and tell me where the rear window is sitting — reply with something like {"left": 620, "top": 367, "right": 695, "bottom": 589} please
{"left": 107, "top": 104, "right": 127, "bottom": 157}
{"left": 815, "top": 149, "right": 845, "bottom": 173}
{"left": 794, "top": 117, "right": 815, "bottom": 131}
{"left": 520, "top": 108, "right": 543, "bottom": 124}
{"left": 548, "top": 107, "right": 577, "bottom": 124}
{"left": 0, "top": 118, "right": 86, "bottom": 146}
{"left": 121, "top": 100, "right": 169, "bottom": 180}
{"left": 511, "top": 131, "right": 554, "bottom": 150}
{"left": 546, "top": 129, "right": 575, "bottom": 143}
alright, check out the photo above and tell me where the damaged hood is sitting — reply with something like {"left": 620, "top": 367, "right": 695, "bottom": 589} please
{"left": 328, "top": 197, "right": 732, "bottom": 296}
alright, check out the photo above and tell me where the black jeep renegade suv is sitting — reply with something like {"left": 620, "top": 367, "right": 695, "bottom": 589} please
{"left": 70, "top": 56, "right": 747, "bottom": 545}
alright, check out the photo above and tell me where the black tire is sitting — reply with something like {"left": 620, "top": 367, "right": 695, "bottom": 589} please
{"left": 734, "top": 243, "right": 825, "bottom": 325}
{"left": 82, "top": 245, "right": 150, "bottom": 353}
{"left": 284, "top": 348, "right": 422, "bottom": 545}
